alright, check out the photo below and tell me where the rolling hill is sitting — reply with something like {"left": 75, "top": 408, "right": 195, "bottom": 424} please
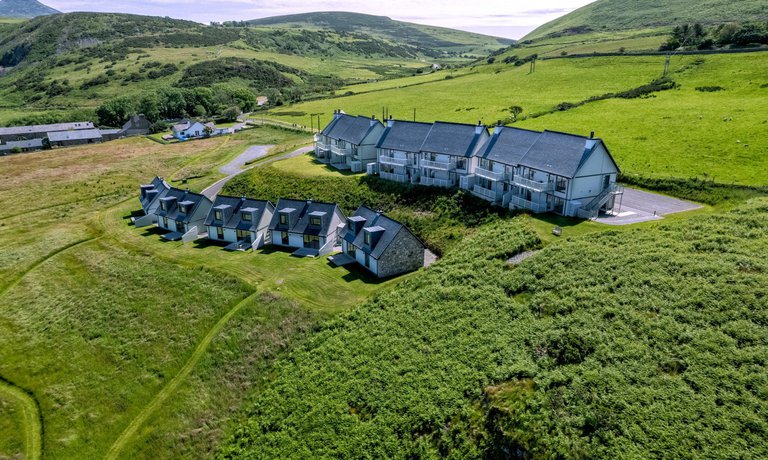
{"left": 524, "top": 0, "right": 768, "bottom": 40}
{"left": 0, "top": 0, "right": 58, "bottom": 18}
{"left": 246, "top": 11, "right": 514, "bottom": 55}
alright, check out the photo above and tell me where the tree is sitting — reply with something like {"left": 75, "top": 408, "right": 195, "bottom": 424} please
{"left": 222, "top": 106, "right": 241, "bottom": 122}
{"left": 509, "top": 105, "right": 523, "bottom": 122}
{"left": 96, "top": 96, "right": 135, "bottom": 127}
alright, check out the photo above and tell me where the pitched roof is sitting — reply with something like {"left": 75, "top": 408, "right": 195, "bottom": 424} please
{"left": 293, "top": 201, "right": 343, "bottom": 236}
{"left": 269, "top": 198, "right": 310, "bottom": 232}
{"left": 322, "top": 114, "right": 381, "bottom": 145}
{"left": 0, "top": 121, "right": 94, "bottom": 136}
{"left": 376, "top": 120, "right": 433, "bottom": 152}
{"left": 476, "top": 126, "right": 542, "bottom": 165}
{"left": 47, "top": 129, "right": 102, "bottom": 142}
{"left": 341, "top": 206, "right": 424, "bottom": 259}
{"left": 420, "top": 122, "right": 487, "bottom": 157}
{"left": 154, "top": 187, "right": 211, "bottom": 222}
{"left": 205, "top": 195, "right": 273, "bottom": 231}
{"left": 139, "top": 176, "right": 170, "bottom": 210}
{"left": 518, "top": 130, "right": 602, "bottom": 178}
{"left": 0, "top": 138, "right": 43, "bottom": 151}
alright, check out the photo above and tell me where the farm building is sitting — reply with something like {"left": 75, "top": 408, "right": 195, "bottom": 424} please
{"left": 339, "top": 206, "right": 426, "bottom": 278}
{"left": 154, "top": 187, "right": 213, "bottom": 242}
{"left": 268, "top": 199, "right": 346, "bottom": 256}
{"left": 314, "top": 111, "right": 385, "bottom": 172}
{"left": 0, "top": 121, "right": 94, "bottom": 142}
{"left": 0, "top": 138, "right": 44, "bottom": 154}
{"left": 47, "top": 129, "right": 103, "bottom": 147}
{"left": 205, "top": 195, "right": 275, "bottom": 250}
{"left": 121, "top": 115, "right": 152, "bottom": 136}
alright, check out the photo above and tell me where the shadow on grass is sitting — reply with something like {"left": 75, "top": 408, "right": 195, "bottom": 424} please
{"left": 141, "top": 227, "right": 166, "bottom": 237}
{"left": 310, "top": 158, "right": 362, "bottom": 177}
{"left": 324, "top": 257, "right": 398, "bottom": 285}
{"left": 192, "top": 239, "right": 227, "bottom": 249}
{"left": 531, "top": 212, "right": 586, "bottom": 231}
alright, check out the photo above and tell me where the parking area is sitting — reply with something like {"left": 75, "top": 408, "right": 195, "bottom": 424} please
{"left": 595, "top": 187, "right": 702, "bottom": 225}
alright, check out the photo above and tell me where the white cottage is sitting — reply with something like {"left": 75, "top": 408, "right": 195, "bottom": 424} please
{"left": 315, "top": 112, "right": 385, "bottom": 172}
{"left": 205, "top": 195, "right": 275, "bottom": 250}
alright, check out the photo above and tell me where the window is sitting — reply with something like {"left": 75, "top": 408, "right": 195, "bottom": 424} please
{"left": 456, "top": 158, "right": 466, "bottom": 170}
{"left": 162, "top": 217, "right": 168, "bottom": 228}
{"left": 214, "top": 210, "right": 223, "bottom": 221}
{"left": 556, "top": 177, "right": 567, "bottom": 193}
{"left": 364, "top": 232, "right": 371, "bottom": 246}
{"left": 347, "top": 245, "right": 356, "bottom": 257}
{"left": 279, "top": 214, "right": 288, "bottom": 225}
{"left": 160, "top": 201, "right": 166, "bottom": 211}
{"left": 310, "top": 216, "right": 321, "bottom": 226}
{"left": 216, "top": 226, "right": 224, "bottom": 239}
{"left": 236, "top": 229, "right": 250, "bottom": 241}
{"left": 364, "top": 253, "right": 370, "bottom": 268}
{"left": 179, "top": 205, "right": 187, "bottom": 214}
{"left": 242, "top": 212, "right": 252, "bottom": 222}
{"left": 177, "top": 221, "right": 186, "bottom": 233}
{"left": 303, "top": 235, "right": 320, "bottom": 249}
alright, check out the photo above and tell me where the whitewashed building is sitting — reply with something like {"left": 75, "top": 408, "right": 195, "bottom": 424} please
{"left": 154, "top": 187, "right": 213, "bottom": 242}
{"left": 314, "top": 112, "right": 385, "bottom": 172}
{"left": 205, "top": 195, "right": 275, "bottom": 250}
{"left": 268, "top": 199, "right": 346, "bottom": 256}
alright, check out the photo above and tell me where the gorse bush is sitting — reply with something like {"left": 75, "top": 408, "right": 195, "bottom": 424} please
{"left": 221, "top": 199, "right": 768, "bottom": 458}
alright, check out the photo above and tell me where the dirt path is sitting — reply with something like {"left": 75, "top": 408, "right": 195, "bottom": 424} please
{"left": 0, "top": 379, "right": 42, "bottom": 460}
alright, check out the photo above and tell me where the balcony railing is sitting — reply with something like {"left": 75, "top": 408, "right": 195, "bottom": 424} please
{"left": 509, "top": 195, "right": 552, "bottom": 213}
{"left": 512, "top": 176, "right": 555, "bottom": 192}
{"left": 380, "top": 171, "right": 408, "bottom": 183}
{"left": 331, "top": 145, "right": 353, "bottom": 156}
{"left": 474, "top": 166, "right": 506, "bottom": 182}
{"left": 421, "top": 177, "right": 453, "bottom": 188}
{"left": 378, "top": 155, "right": 409, "bottom": 166}
{"left": 316, "top": 142, "right": 331, "bottom": 152}
{"left": 421, "top": 159, "right": 456, "bottom": 171}
{"left": 472, "top": 185, "right": 502, "bottom": 202}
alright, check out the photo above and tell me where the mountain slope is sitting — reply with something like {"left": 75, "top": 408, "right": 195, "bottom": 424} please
{"left": 246, "top": 11, "right": 514, "bottom": 54}
{"left": 525, "top": 0, "right": 768, "bottom": 40}
{"left": 0, "top": 0, "right": 58, "bottom": 18}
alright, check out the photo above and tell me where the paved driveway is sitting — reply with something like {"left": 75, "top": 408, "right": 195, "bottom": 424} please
{"left": 595, "top": 187, "right": 702, "bottom": 225}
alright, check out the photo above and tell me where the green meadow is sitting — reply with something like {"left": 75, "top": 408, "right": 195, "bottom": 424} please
{"left": 266, "top": 52, "right": 768, "bottom": 185}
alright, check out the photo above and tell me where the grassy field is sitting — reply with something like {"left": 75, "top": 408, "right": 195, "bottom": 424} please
{"left": 265, "top": 52, "right": 768, "bottom": 186}
{"left": 0, "top": 126, "right": 396, "bottom": 459}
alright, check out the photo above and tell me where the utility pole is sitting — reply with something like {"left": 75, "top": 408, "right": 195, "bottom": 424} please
{"left": 413, "top": 108, "right": 416, "bottom": 121}
{"left": 663, "top": 53, "right": 671, "bottom": 77}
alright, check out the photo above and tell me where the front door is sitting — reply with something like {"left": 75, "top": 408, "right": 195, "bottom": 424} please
{"left": 281, "top": 232, "right": 289, "bottom": 245}
{"left": 236, "top": 229, "right": 251, "bottom": 242}
{"left": 603, "top": 175, "right": 611, "bottom": 190}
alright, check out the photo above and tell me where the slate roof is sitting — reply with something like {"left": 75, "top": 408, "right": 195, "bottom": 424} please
{"left": 476, "top": 126, "right": 542, "bottom": 165}
{"left": 139, "top": 176, "right": 170, "bottom": 211}
{"left": 0, "top": 138, "right": 44, "bottom": 151}
{"left": 518, "top": 130, "right": 603, "bottom": 178}
{"left": 376, "top": 120, "right": 433, "bottom": 152}
{"left": 268, "top": 199, "right": 342, "bottom": 236}
{"left": 341, "top": 206, "right": 424, "bottom": 259}
{"left": 322, "top": 114, "right": 381, "bottom": 145}
{"left": 205, "top": 195, "right": 273, "bottom": 231}
{"left": 0, "top": 122, "right": 93, "bottom": 136}
{"left": 47, "top": 129, "right": 103, "bottom": 142}
{"left": 154, "top": 187, "right": 211, "bottom": 222}
{"left": 269, "top": 198, "right": 309, "bottom": 232}
{"left": 420, "top": 122, "right": 487, "bottom": 157}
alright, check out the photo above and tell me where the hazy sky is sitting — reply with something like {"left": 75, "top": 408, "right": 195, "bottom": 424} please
{"left": 43, "top": 0, "right": 596, "bottom": 39}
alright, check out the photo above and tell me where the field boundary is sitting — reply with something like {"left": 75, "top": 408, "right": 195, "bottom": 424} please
{"left": 0, "top": 376, "right": 43, "bottom": 460}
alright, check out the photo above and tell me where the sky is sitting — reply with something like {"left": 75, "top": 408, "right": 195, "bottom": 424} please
{"left": 43, "top": 0, "right": 597, "bottom": 39}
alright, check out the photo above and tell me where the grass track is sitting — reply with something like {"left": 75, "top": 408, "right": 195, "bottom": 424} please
{"left": 0, "top": 378, "right": 42, "bottom": 460}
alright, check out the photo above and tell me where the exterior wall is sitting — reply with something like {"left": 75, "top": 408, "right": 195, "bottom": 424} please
{"left": 207, "top": 226, "right": 237, "bottom": 243}
{"left": 567, "top": 144, "right": 619, "bottom": 203}
{"left": 377, "top": 148, "right": 420, "bottom": 183}
{"left": 377, "top": 229, "right": 425, "bottom": 278}
{"left": 288, "top": 233, "right": 305, "bottom": 248}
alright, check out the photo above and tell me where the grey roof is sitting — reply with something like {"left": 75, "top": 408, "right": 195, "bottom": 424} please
{"left": 268, "top": 199, "right": 342, "bottom": 236}
{"left": 476, "top": 126, "right": 542, "bottom": 165}
{"left": 323, "top": 114, "right": 381, "bottom": 145}
{"left": 420, "top": 122, "right": 488, "bottom": 157}
{"left": 99, "top": 129, "right": 122, "bottom": 135}
{"left": 376, "top": 120, "right": 433, "bottom": 152}
{"left": 518, "top": 130, "right": 603, "bottom": 178}
{"left": 269, "top": 198, "right": 310, "bottom": 232}
{"left": 154, "top": 187, "right": 211, "bottom": 223}
{"left": 205, "top": 195, "right": 273, "bottom": 231}
{"left": 0, "top": 121, "right": 94, "bottom": 136}
{"left": 139, "top": 176, "right": 170, "bottom": 210}
{"left": 341, "top": 206, "right": 425, "bottom": 259}
{"left": 47, "top": 129, "right": 102, "bottom": 142}
{"left": 0, "top": 138, "right": 44, "bottom": 151}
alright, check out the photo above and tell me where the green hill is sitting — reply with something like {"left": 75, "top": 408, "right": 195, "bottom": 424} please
{"left": 525, "top": 0, "right": 768, "bottom": 40}
{"left": 245, "top": 11, "right": 514, "bottom": 55}
{"left": 0, "top": 0, "right": 58, "bottom": 18}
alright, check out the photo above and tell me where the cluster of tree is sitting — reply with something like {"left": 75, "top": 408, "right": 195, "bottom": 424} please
{"left": 95, "top": 84, "right": 257, "bottom": 127}
{"left": 660, "top": 22, "right": 768, "bottom": 51}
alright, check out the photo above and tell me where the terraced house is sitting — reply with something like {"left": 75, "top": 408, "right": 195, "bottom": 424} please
{"left": 340, "top": 206, "right": 426, "bottom": 278}
{"left": 205, "top": 195, "right": 275, "bottom": 250}
{"left": 373, "top": 119, "right": 433, "bottom": 184}
{"left": 472, "top": 126, "right": 621, "bottom": 217}
{"left": 269, "top": 199, "right": 346, "bottom": 256}
{"left": 154, "top": 187, "right": 213, "bottom": 242}
{"left": 135, "top": 176, "right": 171, "bottom": 227}
{"left": 418, "top": 121, "right": 489, "bottom": 188}
{"left": 314, "top": 111, "right": 385, "bottom": 172}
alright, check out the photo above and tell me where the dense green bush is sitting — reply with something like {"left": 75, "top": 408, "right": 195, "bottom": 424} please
{"left": 221, "top": 199, "right": 768, "bottom": 458}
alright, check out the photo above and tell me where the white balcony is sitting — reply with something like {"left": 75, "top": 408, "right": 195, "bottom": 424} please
{"left": 475, "top": 166, "right": 506, "bottom": 182}
{"left": 512, "top": 176, "right": 555, "bottom": 192}
{"left": 379, "top": 155, "right": 409, "bottom": 166}
{"left": 380, "top": 171, "right": 408, "bottom": 183}
{"left": 472, "top": 185, "right": 502, "bottom": 202}
{"left": 316, "top": 142, "right": 330, "bottom": 152}
{"left": 509, "top": 195, "right": 552, "bottom": 213}
{"left": 421, "top": 177, "right": 453, "bottom": 188}
{"left": 421, "top": 159, "right": 456, "bottom": 171}
{"left": 331, "top": 145, "right": 353, "bottom": 156}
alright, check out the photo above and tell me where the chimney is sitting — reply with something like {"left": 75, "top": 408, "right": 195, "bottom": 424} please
{"left": 387, "top": 117, "right": 395, "bottom": 128}
{"left": 370, "top": 114, "right": 378, "bottom": 126}
{"left": 475, "top": 121, "right": 484, "bottom": 134}
{"left": 590, "top": 131, "right": 595, "bottom": 139}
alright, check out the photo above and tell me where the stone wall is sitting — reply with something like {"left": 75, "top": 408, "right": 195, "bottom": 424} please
{"left": 377, "top": 228, "right": 425, "bottom": 278}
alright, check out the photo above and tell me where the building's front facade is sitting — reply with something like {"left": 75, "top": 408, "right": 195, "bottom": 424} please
{"left": 172, "top": 121, "right": 208, "bottom": 140}
{"left": 205, "top": 196, "right": 275, "bottom": 249}
{"left": 0, "top": 121, "right": 94, "bottom": 143}
{"left": 341, "top": 206, "right": 425, "bottom": 278}
{"left": 418, "top": 121, "right": 489, "bottom": 189}
{"left": 314, "top": 111, "right": 385, "bottom": 172}
{"left": 269, "top": 199, "right": 346, "bottom": 255}
{"left": 154, "top": 187, "right": 212, "bottom": 241}
{"left": 47, "top": 129, "right": 103, "bottom": 147}
{"left": 374, "top": 119, "right": 433, "bottom": 184}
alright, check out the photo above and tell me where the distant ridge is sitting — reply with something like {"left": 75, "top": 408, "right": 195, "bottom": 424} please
{"left": 0, "top": 0, "right": 59, "bottom": 18}
{"left": 524, "top": 0, "right": 768, "bottom": 40}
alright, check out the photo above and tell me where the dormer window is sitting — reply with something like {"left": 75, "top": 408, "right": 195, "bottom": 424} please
{"left": 179, "top": 205, "right": 187, "bottom": 214}
{"left": 214, "top": 210, "right": 223, "bottom": 221}
{"left": 310, "top": 216, "right": 321, "bottom": 227}
{"left": 242, "top": 212, "right": 252, "bottom": 222}
{"left": 279, "top": 214, "right": 288, "bottom": 225}
{"left": 364, "top": 231, "right": 371, "bottom": 246}
{"left": 160, "top": 201, "right": 167, "bottom": 211}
